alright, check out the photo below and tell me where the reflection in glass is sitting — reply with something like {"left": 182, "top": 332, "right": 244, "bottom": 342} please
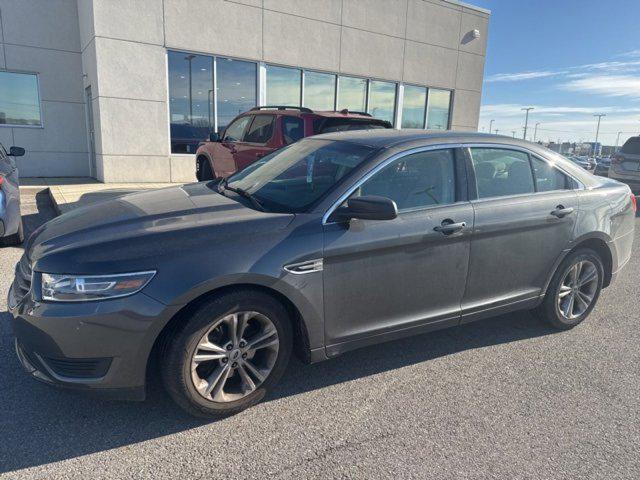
{"left": 426, "top": 89, "right": 451, "bottom": 130}
{"left": 401, "top": 85, "right": 427, "bottom": 128}
{"left": 337, "top": 76, "right": 367, "bottom": 112}
{"left": 266, "top": 65, "right": 301, "bottom": 106}
{"left": 168, "top": 51, "right": 213, "bottom": 153}
{"left": 367, "top": 81, "right": 396, "bottom": 124}
{"left": 217, "top": 57, "right": 257, "bottom": 131}
{"left": 0, "top": 72, "right": 41, "bottom": 126}
{"left": 303, "top": 71, "right": 335, "bottom": 111}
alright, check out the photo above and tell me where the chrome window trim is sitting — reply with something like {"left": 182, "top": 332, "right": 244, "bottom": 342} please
{"left": 322, "top": 143, "right": 464, "bottom": 225}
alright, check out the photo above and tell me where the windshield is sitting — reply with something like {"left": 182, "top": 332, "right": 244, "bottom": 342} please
{"left": 225, "top": 139, "right": 376, "bottom": 213}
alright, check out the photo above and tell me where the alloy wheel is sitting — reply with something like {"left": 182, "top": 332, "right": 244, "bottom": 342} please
{"left": 557, "top": 260, "right": 599, "bottom": 320}
{"left": 190, "top": 311, "right": 279, "bottom": 403}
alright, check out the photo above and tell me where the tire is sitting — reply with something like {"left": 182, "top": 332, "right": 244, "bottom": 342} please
{"left": 1, "top": 217, "right": 24, "bottom": 246}
{"left": 161, "top": 289, "right": 293, "bottom": 418}
{"left": 198, "top": 157, "right": 214, "bottom": 181}
{"left": 534, "top": 248, "right": 604, "bottom": 330}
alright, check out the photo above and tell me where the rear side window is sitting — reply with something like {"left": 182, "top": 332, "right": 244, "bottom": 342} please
{"left": 531, "top": 156, "right": 571, "bottom": 192}
{"left": 223, "top": 116, "right": 252, "bottom": 142}
{"left": 244, "top": 115, "right": 275, "bottom": 143}
{"left": 621, "top": 137, "right": 640, "bottom": 155}
{"left": 315, "top": 118, "right": 389, "bottom": 134}
{"left": 282, "top": 117, "right": 304, "bottom": 145}
{"left": 470, "top": 148, "right": 534, "bottom": 199}
{"left": 358, "top": 149, "right": 456, "bottom": 211}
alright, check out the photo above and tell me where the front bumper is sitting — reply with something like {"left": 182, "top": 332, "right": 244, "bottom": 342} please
{"left": 8, "top": 282, "right": 182, "bottom": 400}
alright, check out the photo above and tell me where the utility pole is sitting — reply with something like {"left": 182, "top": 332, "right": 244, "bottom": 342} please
{"left": 533, "top": 122, "right": 540, "bottom": 142}
{"left": 521, "top": 107, "right": 534, "bottom": 140}
{"left": 593, "top": 113, "right": 606, "bottom": 157}
{"left": 615, "top": 131, "right": 622, "bottom": 152}
{"left": 489, "top": 119, "right": 494, "bottom": 133}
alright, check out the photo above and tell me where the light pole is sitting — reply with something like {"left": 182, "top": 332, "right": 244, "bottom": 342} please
{"left": 185, "top": 54, "right": 196, "bottom": 122}
{"left": 494, "top": 129, "right": 499, "bottom": 135}
{"left": 489, "top": 119, "right": 494, "bottom": 133}
{"left": 593, "top": 113, "right": 606, "bottom": 156}
{"left": 615, "top": 131, "right": 622, "bottom": 152}
{"left": 522, "top": 107, "right": 534, "bottom": 140}
{"left": 511, "top": 131, "right": 516, "bottom": 138}
{"left": 533, "top": 122, "right": 540, "bottom": 142}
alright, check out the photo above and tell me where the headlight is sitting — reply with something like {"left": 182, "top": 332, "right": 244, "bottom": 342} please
{"left": 41, "top": 271, "right": 156, "bottom": 302}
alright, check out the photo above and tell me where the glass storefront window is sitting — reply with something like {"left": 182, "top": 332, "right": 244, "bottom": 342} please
{"left": 426, "top": 89, "right": 451, "bottom": 130}
{"left": 266, "top": 65, "right": 301, "bottom": 106}
{"left": 303, "top": 71, "right": 335, "bottom": 111}
{"left": 216, "top": 57, "right": 257, "bottom": 131}
{"left": 337, "top": 76, "right": 367, "bottom": 112}
{"left": 401, "top": 85, "right": 427, "bottom": 128}
{"left": 367, "top": 80, "right": 396, "bottom": 124}
{"left": 0, "top": 71, "right": 41, "bottom": 126}
{"left": 168, "top": 51, "right": 213, "bottom": 153}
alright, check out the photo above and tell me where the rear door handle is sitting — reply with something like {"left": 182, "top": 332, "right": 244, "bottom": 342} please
{"left": 434, "top": 220, "right": 466, "bottom": 235}
{"left": 550, "top": 205, "right": 574, "bottom": 218}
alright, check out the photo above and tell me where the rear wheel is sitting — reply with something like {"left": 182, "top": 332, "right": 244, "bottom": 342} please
{"left": 161, "top": 289, "right": 292, "bottom": 418}
{"left": 534, "top": 249, "right": 604, "bottom": 329}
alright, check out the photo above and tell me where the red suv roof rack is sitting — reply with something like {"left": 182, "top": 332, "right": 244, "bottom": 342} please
{"left": 251, "top": 106, "right": 313, "bottom": 113}
{"left": 338, "top": 108, "right": 371, "bottom": 117}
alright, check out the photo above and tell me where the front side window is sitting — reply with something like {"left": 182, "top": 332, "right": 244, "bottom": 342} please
{"left": 244, "top": 115, "right": 274, "bottom": 143}
{"left": 470, "top": 148, "right": 534, "bottom": 198}
{"left": 266, "top": 65, "right": 301, "bottom": 106}
{"left": 426, "top": 89, "right": 451, "bottom": 130}
{"left": 367, "top": 80, "right": 396, "bottom": 124}
{"left": 282, "top": 117, "right": 304, "bottom": 145}
{"left": 531, "top": 156, "right": 571, "bottom": 192}
{"left": 337, "top": 76, "right": 367, "bottom": 112}
{"left": 223, "top": 116, "right": 252, "bottom": 142}
{"left": 0, "top": 71, "right": 42, "bottom": 127}
{"left": 226, "top": 139, "right": 376, "bottom": 212}
{"left": 357, "top": 149, "right": 456, "bottom": 211}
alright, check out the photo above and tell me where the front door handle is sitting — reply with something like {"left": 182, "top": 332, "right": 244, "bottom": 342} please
{"left": 550, "top": 205, "right": 574, "bottom": 218}
{"left": 434, "top": 219, "right": 466, "bottom": 235}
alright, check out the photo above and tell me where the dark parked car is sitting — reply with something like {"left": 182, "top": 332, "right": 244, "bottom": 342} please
{"left": 195, "top": 106, "right": 392, "bottom": 181}
{"left": 0, "top": 143, "right": 26, "bottom": 246}
{"left": 594, "top": 156, "right": 611, "bottom": 177}
{"left": 9, "top": 132, "right": 635, "bottom": 418}
{"left": 610, "top": 136, "right": 640, "bottom": 192}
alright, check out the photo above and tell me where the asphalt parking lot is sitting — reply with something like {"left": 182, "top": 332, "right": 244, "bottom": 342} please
{"left": 1, "top": 189, "right": 639, "bottom": 479}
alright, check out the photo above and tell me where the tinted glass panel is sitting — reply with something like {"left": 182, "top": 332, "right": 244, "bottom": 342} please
{"left": 426, "top": 89, "right": 451, "bottom": 130}
{"left": 0, "top": 72, "right": 41, "bottom": 126}
{"left": 283, "top": 117, "right": 304, "bottom": 145}
{"left": 531, "top": 156, "right": 570, "bottom": 192}
{"left": 470, "top": 148, "right": 534, "bottom": 198}
{"left": 337, "top": 76, "right": 367, "bottom": 112}
{"left": 244, "top": 115, "right": 275, "bottom": 143}
{"left": 303, "top": 71, "right": 335, "bottom": 110}
{"left": 401, "top": 85, "right": 427, "bottom": 128}
{"left": 168, "top": 51, "right": 213, "bottom": 153}
{"left": 318, "top": 118, "right": 388, "bottom": 133}
{"left": 266, "top": 65, "right": 301, "bottom": 106}
{"left": 621, "top": 137, "right": 640, "bottom": 155}
{"left": 216, "top": 57, "right": 257, "bottom": 131}
{"left": 223, "top": 116, "right": 251, "bottom": 142}
{"left": 359, "top": 150, "right": 455, "bottom": 210}
{"left": 367, "top": 81, "right": 396, "bottom": 124}
{"left": 227, "top": 139, "right": 375, "bottom": 212}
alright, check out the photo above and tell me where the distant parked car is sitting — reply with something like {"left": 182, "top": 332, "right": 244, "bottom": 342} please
{"left": 195, "top": 106, "right": 392, "bottom": 181}
{"left": 610, "top": 136, "right": 640, "bottom": 192}
{"left": 594, "top": 156, "right": 611, "bottom": 177}
{"left": 566, "top": 155, "right": 594, "bottom": 172}
{"left": 0, "top": 143, "right": 26, "bottom": 246}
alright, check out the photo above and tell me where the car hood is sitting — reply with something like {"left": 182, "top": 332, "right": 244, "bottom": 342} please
{"left": 27, "top": 182, "right": 295, "bottom": 273}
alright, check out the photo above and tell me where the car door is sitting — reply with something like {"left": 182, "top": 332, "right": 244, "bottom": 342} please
{"left": 322, "top": 147, "right": 474, "bottom": 355}
{"left": 461, "top": 146, "right": 579, "bottom": 322}
{"left": 215, "top": 115, "right": 253, "bottom": 177}
{"left": 234, "top": 114, "right": 276, "bottom": 171}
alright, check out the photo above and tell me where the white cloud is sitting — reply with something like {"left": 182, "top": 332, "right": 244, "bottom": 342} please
{"left": 485, "top": 70, "right": 561, "bottom": 82}
{"left": 561, "top": 74, "right": 640, "bottom": 99}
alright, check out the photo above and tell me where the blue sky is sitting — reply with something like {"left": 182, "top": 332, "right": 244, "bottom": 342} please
{"left": 469, "top": 0, "right": 640, "bottom": 146}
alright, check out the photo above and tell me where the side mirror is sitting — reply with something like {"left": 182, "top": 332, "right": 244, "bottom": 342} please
{"left": 208, "top": 132, "right": 220, "bottom": 142}
{"left": 9, "top": 146, "right": 25, "bottom": 157}
{"left": 333, "top": 195, "right": 398, "bottom": 222}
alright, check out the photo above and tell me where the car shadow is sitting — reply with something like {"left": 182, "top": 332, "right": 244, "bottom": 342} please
{"left": 0, "top": 307, "right": 556, "bottom": 473}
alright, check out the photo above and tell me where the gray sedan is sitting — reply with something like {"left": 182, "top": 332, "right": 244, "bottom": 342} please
{"left": 8, "top": 131, "right": 635, "bottom": 418}
{"left": 0, "top": 143, "right": 25, "bottom": 246}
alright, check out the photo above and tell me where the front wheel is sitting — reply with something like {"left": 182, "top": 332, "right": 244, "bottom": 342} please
{"left": 534, "top": 249, "right": 604, "bottom": 330}
{"left": 161, "top": 289, "right": 292, "bottom": 418}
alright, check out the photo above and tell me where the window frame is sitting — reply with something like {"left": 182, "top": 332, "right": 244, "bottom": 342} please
{"left": 242, "top": 113, "right": 275, "bottom": 145}
{"left": 0, "top": 70, "right": 44, "bottom": 129}
{"left": 463, "top": 144, "right": 583, "bottom": 202}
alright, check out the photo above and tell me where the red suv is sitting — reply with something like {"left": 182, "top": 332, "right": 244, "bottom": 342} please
{"left": 195, "top": 106, "right": 392, "bottom": 180}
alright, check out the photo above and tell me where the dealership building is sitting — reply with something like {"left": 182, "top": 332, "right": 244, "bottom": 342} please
{"left": 0, "top": 0, "right": 489, "bottom": 182}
